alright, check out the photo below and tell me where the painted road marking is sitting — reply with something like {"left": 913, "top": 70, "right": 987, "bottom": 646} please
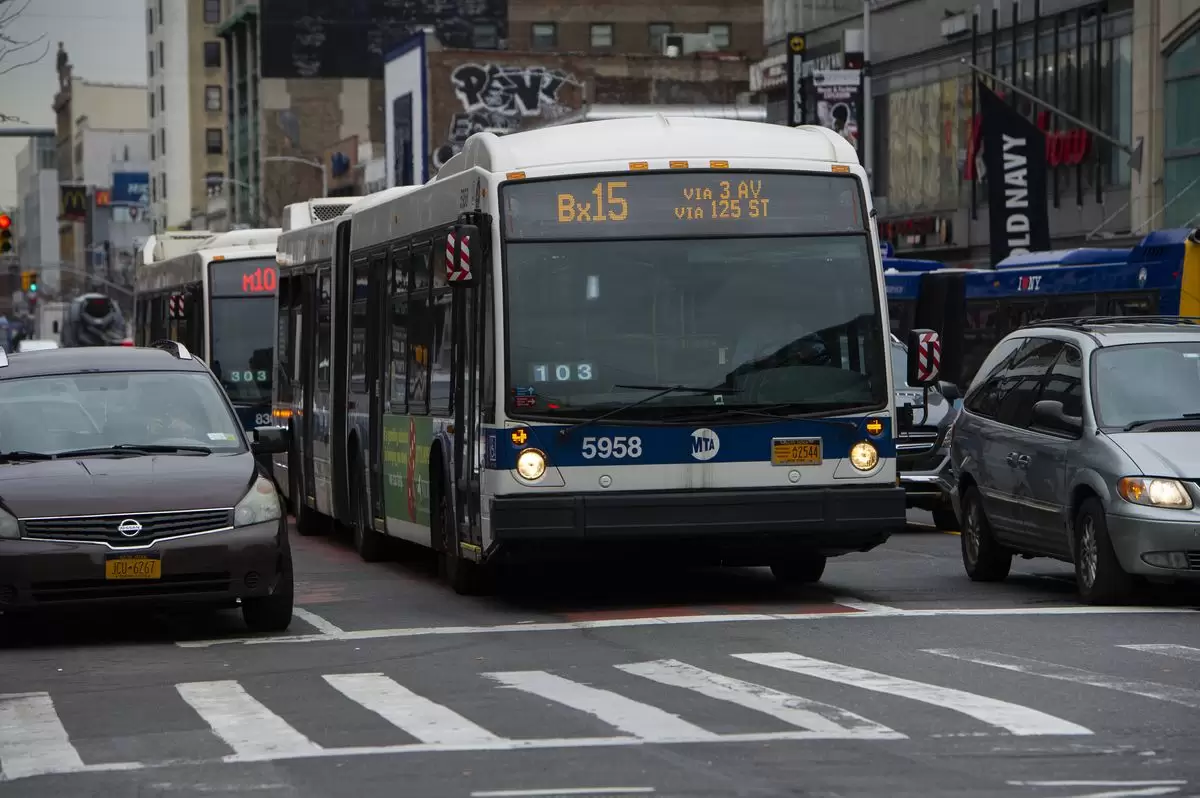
{"left": 176, "top": 605, "right": 1199, "bottom": 649}
{"left": 925, "top": 649, "right": 1200, "bottom": 710}
{"left": 1118, "top": 644, "right": 1200, "bottom": 662}
{"left": 1007, "top": 781, "right": 1186, "bottom": 798}
{"left": 294, "top": 608, "right": 344, "bottom": 635}
{"left": 471, "top": 789, "right": 655, "bottom": 797}
{"left": 736, "top": 652, "right": 1091, "bottom": 736}
{"left": 0, "top": 692, "right": 86, "bottom": 781}
{"left": 176, "top": 681, "right": 323, "bottom": 759}
{"left": 486, "top": 670, "right": 719, "bottom": 742}
{"left": 324, "top": 673, "right": 501, "bottom": 745}
{"left": 616, "top": 659, "right": 900, "bottom": 738}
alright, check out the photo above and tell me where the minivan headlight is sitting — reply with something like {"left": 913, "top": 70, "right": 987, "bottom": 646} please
{"left": 234, "top": 476, "right": 283, "bottom": 527}
{"left": 0, "top": 506, "right": 18, "bottom": 540}
{"left": 1117, "top": 477, "right": 1194, "bottom": 510}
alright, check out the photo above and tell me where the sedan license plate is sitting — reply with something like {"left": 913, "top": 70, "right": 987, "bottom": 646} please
{"left": 771, "top": 437, "right": 822, "bottom": 466}
{"left": 105, "top": 554, "right": 162, "bottom": 580}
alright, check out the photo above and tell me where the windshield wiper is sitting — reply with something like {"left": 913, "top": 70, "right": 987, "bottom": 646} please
{"left": 660, "top": 404, "right": 861, "bottom": 429}
{"left": 54, "top": 444, "right": 214, "bottom": 457}
{"left": 1123, "top": 413, "right": 1200, "bottom": 432}
{"left": 557, "top": 384, "right": 742, "bottom": 439}
{"left": 0, "top": 450, "right": 56, "bottom": 462}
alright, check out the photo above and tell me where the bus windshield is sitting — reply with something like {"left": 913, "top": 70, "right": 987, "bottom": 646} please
{"left": 208, "top": 258, "right": 277, "bottom": 404}
{"left": 501, "top": 171, "right": 886, "bottom": 418}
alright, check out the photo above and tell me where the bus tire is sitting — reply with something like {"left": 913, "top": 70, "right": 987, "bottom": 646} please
{"left": 352, "top": 456, "right": 387, "bottom": 563}
{"left": 770, "top": 555, "right": 827, "bottom": 585}
{"left": 434, "top": 481, "right": 489, "bottom": 596}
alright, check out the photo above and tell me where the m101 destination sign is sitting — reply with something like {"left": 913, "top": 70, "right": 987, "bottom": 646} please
{"left": 501, "top": 171, "right": 866, "bottom": 240}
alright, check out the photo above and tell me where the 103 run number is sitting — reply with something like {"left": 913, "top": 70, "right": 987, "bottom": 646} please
{"left": 581, "top": 435, "right": 643, "bottom": 459}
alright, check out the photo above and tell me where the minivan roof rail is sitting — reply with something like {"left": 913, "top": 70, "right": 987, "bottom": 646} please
{"left": 150, "top": 340, "right": 193, "bottom": 360}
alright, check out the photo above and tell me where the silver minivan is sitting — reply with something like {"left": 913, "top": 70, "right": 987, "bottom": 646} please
{"left": 949, "top": 318, "right": 1200, "bottom": 603}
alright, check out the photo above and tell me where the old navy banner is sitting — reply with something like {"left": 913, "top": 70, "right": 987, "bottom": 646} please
{"left": 979, "top": 81, "right": 1050, "bottom": 266}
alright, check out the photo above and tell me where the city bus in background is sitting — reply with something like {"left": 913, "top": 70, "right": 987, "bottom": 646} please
{"left": 133, "top": 227, "right": 282, "bottom": 431}
{"left": 269, "top": 115, "right": 936, "bottom": 593}
{"left": 271, "top": 195, "right": 379, "bottom": 536}
{"left": 883, "top": 256, "right": 943, "bottom": 337}
{"left": 885, "top": 227, "right": 1200, "bottom": 387}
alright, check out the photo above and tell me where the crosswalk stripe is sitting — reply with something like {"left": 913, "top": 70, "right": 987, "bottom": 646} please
{"left": 0, "top": 692, "right": 86, "bottom": 781}
{"left": 925, "top": 648, "right": 1200, "bottom": 710}
{"left": 736, "top": 652, "right": 1091, "bottom": 736}
{"left": 176, "top": 681, "right": 323, "bottom": 759}
{"left": 323, "top": 673, "right": 503, "bottom": 744}
{"left": 486, "top": 670, "right": 720, "bottom": 742}
{"left": 1119, "top": 644, "right": 1200, "bottom": 662}
{"left": 616, "top": 659, "right": 901, "bottom": 739}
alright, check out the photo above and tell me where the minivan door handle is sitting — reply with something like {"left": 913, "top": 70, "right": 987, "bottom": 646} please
{"left": 1015, "top": 454, "right": 1030, "bottom": 469}
{"left": 1006, "top": 451, "right": 1019, "bottom": 467}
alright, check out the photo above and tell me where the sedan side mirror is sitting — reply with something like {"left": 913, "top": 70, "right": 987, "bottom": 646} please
{"left": 252, "top": 425, "right": 291, "bottom": 455}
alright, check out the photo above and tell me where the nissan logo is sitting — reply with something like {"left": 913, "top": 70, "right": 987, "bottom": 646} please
{"left": 117, "top": 519, "right": 143, "bottom": 537}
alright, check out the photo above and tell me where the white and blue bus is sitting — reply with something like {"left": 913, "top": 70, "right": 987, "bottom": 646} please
{"left": 270, "top": 116, "right": 936, "bottom": 593}
{"left": 134, "top": 228, "right": 282, "bottom": 431}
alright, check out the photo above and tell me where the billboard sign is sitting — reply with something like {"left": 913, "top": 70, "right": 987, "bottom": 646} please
{"left": 111, "top": 172, "right": 150, "bottom": 207}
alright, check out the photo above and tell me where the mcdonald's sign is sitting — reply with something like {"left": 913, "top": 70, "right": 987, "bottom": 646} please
{"left": 59, "top": 184, "right": 88, "bottom": 222}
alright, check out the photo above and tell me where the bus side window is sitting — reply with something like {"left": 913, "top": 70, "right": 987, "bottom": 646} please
{"left": 389, "top": 249, "right": 409, "bottom": 414}
{"left": 407, "top": 248, "right": 432, "bottom": 415}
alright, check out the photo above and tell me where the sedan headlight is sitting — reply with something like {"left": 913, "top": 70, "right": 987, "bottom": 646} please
{"left": 848, "top": 441, "right": 879, "bottom": 471}
{"left": 1116, "top": 477, "right": 1194, "bottom": 510}
{"left": 234, "top": 475, "right": 283, "bottom": 527}
{"left": 0, "top": 506, "right": 18, "bottom": 540}
{"left": 515, "top": 448, "right": 547, "bottom": 481}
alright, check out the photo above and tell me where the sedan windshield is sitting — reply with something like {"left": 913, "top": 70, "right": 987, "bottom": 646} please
{"left": 0, "top": 371, "right": 245, "bottom": 455}
{"left": 1092, "top": 341, "right": 1200, "bottom": 427}
{"left": 504, "top": 235, "right": 887, "bottom": 417}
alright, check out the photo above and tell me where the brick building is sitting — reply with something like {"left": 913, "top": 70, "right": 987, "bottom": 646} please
{"left": 385, "top": 31, "right": 756, "bottom": 186}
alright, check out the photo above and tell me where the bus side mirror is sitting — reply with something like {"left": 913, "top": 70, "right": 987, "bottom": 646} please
{"left": 906, "top": 328, "right": 942, "bottom": 387}
{"left": 445, "top": 224, "right": 478, "bottom": 287}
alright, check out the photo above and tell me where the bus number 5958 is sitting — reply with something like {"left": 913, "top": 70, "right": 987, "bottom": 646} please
{"left": 581, "top": 436, "right": 643, "bottom": 460}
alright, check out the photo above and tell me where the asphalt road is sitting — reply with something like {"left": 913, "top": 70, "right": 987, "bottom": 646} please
{"left": 3, "top": 511, "right": 1199, "bottom": 798}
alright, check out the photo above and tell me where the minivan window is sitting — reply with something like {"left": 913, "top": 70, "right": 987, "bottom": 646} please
{"left": 993, "top": 339, "right": 1063, "bottom": 429}
{"left": 1092, "top": 341, "right": 1200, "bottom": 428}
{"left": 1039, "top": 345, "right": 1084, "bottom": 418}
{"left": 963, "top": 337, "right": 1028, "bottom": 418}
{"left": 0, "top": 372, "right": 245, "bottom": 455}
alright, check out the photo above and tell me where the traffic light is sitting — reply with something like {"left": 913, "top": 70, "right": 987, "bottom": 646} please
{"left": 20, "top": 270, "right": 36, "bottom": 292}
{"left": 28, "top": 271, "right": 37, "bottom": 293}
{"left": 0, "top": 213, "right": 12, "bottom": 253}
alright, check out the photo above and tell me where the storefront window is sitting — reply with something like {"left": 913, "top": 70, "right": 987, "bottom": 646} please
{"left": 1164, "top": 27, "right": 1200, "bottom": 228}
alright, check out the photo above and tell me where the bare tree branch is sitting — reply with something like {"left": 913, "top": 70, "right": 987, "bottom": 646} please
{"left": 0, "top": 0, "right": 47, "bottom": 79}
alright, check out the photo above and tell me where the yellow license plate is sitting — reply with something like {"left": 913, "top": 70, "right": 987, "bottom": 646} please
{"left": 105, "top": 555, "right": 162, "bottom": 580}
{"left": 771, "top": 438, "right": 822, "bottom": 466}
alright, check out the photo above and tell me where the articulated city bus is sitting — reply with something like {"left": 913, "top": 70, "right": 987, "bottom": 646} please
{"left": 271, "top": 116, "right": 934, "bottom": 593}
{"left": 134, "top": 228, "right": 282, "bottom": 431}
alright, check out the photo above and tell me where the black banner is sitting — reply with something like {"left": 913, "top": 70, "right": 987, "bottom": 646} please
{"left": 979, "top": 81, "right": 1050, "bottom": 266}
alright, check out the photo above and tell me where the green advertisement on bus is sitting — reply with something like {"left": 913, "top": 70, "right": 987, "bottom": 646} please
{"left": 382, "top": 414, "right": 433, "bottom": 526}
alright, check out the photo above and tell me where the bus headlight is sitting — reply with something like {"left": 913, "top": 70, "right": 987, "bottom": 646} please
{"left": 515, "top": 448, "right": 547, "bottom": 481}
{"left": 849, "top": 441, "right": 879, "bottom": 471}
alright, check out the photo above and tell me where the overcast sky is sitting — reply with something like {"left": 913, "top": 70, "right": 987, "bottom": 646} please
{"left": 0, "top": 0, "right": 145, "bottom": 208}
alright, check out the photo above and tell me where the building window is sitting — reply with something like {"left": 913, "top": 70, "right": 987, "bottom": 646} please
{"left": 151, "top": 175, "right": 157, "bottom": 203}
{"left": 148, "top": 91, "right": 155, "bottom": 119}
{"left": 204, "top": 41, "right": 221, "bottom": 68}
{"left": 472, "top": 22, "right": 499, "bottom": 49}
{"left": 161, "top": 172, "right": 167, "bottom": 198}
{"left": 206, "top": 171, "right": 224, "bottom": 195}
{"left": 147, "top": 7, "right": 153, "bottom": 33}
{"left": 148, "top": 50, "right": 154, "bottom": 78}
{"left": 707, "top": 23, "right": 731, "bottom": 50}
{"left": 157, "top": 40, "right": 164, "bottom": 68}
{"left": 150, "top": 134, "right": 155, "bottom": 161}
{"left": 206, "top": 128, "right": 223, "bottom": 155}
{"left": 159, "top": 128, "right": 166, "bottom": 155}
{"left": 157, "top": 0, "right": 162, "bottom": 24}
{"left": 531, "top": 23, "right": 556, "bottom": 51}
{"left": 1164, "top": 28, "right": 1200, "bottom": 228}
{"left": 205, "top": 85, "right": 222, "bottom": 111}
{"left": 648, "top": 22, "right": 672, "bottom": 51}
{"left": 590, "top": 23, "right": 614, "bottom": 49}
{"left": 204, "top": 0, "right": 221, "bottom": 24}
{"left": 158, "top": 84, "right": 164, "bottom": 113}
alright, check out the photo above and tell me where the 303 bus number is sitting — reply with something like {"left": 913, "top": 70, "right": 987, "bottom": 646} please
{"left": 581, "top": 435, "right": 643, "bottom": 459}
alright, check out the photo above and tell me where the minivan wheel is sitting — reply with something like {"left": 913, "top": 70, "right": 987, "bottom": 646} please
{"left": 242, "top": 550, "right": 294, "bottom": 633}
{"left": 1074, "top": 498, "right": 1134, "bottom": 605}
{"left": 961, "top": 487, "right": 1012, "bottom": 582}
{"left": 352, "top": 464, "right": 387, "bottom": 563}
{"left": 770, "top": 555, "right": 827, "bottom": 585}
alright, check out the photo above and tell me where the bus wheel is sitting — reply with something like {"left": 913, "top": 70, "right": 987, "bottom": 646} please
{"left": 770, "top": 555, "right": 827, "bottom": 585}
{"left": 435, "top": 486, "right": 489, "bottom": 596}
{"left": 352, "top": 463, "right": 387, "bottom": 563}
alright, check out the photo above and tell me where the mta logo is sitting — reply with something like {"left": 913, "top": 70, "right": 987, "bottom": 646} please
{"left": 690, "top": 428, "right": 720, "bottom": 462}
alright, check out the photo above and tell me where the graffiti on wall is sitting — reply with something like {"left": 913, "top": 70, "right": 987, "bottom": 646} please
{"left": 432, "top": 63, "right": 580, "bottom": 169}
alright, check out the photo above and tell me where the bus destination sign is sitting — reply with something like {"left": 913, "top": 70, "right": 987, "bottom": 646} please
{"left": 502, "top": 171, "right": 865, "bottom": 240}
{"left": 209, "top": 258, "right": 279, "bottom": 297}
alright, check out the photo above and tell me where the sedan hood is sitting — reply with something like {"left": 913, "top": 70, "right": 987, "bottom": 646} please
{"left": 0, "top": 453, "right": 255, "bottom": 518}
{"left": 1107, "top": 432, "right": 1200, "bottom": 479}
